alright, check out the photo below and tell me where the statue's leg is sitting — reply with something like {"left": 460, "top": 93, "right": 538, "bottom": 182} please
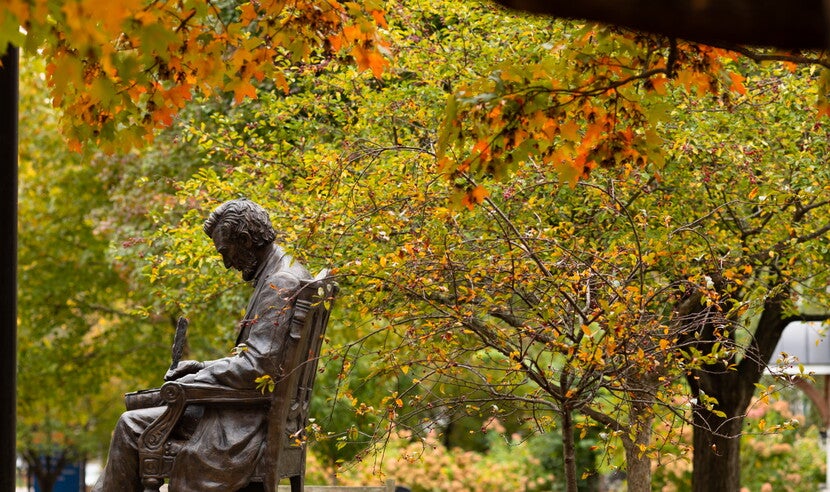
{"left": 91, "top": 407, "right": 166, "bottom": 492}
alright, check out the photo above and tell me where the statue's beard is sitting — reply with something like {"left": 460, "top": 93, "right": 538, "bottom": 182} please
{"left": 239, "top": 251, "right": 259, "bottom": 281}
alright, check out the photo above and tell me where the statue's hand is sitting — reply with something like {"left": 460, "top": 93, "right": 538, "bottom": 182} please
{"left": 164, "top": 360, "right": 204, "bottom": 381}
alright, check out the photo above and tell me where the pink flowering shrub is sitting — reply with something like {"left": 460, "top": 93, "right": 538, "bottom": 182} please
{"left": 304, "top": 429, "right": 553, "bottom": 491}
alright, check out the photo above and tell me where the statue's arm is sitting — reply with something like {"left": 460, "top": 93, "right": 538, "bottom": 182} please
{"left": 178, "top": 271, "right": 304, "bottom": 388}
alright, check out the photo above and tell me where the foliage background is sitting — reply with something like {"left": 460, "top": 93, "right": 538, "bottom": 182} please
{"left": 13, "top": 0, "right": 830, "bottom": 489}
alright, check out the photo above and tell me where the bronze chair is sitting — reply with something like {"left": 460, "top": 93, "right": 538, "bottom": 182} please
{"left": 126, "top": 270, "right": 337, "bottom": 492}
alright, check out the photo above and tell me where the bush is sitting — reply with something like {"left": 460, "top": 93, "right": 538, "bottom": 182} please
{"left": 305, "top": 427, "right": 555, "bottom": 491}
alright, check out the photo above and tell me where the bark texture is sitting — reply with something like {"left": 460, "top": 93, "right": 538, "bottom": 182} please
{"left": 691, "top": 409, "right": 743, "bottom": 492}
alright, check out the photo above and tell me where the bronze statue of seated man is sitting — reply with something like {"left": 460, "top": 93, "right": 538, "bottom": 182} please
{"left": 93, "top": 198, "right": 312, "bottom": 492}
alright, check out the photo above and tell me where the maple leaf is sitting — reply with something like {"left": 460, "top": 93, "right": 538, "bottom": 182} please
{"left": 558, "top": 120, "right": 580, "bottom": 141}
{"left": 239, "top": 2, "right": 259, "bottom": 24}
{"left": 351, "top": 45, "right": 387, "bottom": 78}
{"left": 274, "top": 72, "right": 289, "bottom": 94}
{"left": 470, "top": 185, "right": 489, "bottom": 204}
{"left": 650, "top": 75, "right": 669, "bottom": 95}
{"left": 728, "top": 72, "right": 747, "bottom": 95}
{"left": 164, "top": 83, "right": 193, "bottom": 108}
{"left": 232, "top": 80, "right": 258, "bottom": 104}
{"left": 370, "top": 10, "right": 387, "bottom": 29}
{"left": 151, "top": 104, "right": 175, "bottom": 126}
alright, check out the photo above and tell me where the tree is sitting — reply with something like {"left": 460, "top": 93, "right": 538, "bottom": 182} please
{"left": 133, "top": 3, "right": 830, "bottom": 491}
{"left": 431, "top": 10, "right": 830, "bottom": 488}
{"left": 655, "top": 63, "right": 830, "bottom": 490}
{"left": 436, "top": 21, "right": 829, "bottom": 194}
{"left": 15, "top": 58, "right": 175, "bottom": 491}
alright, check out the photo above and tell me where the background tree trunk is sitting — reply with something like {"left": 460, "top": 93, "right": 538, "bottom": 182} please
{"left": 691, "top": 407, "right": 743, "bottom": 492}
{"left": 561, "top": 407, "right": 579, "bottom": 492}
{"left": 25, "top": 452, "right": 68, "bottom": 492}
{"left": 624, "top": 446, "right": 652, "bottom": 492}
{"left": 623, "top": 414, "right": 654, "bottom": 492}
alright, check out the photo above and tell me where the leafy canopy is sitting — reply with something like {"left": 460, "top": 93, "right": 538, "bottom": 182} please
{"left": 1, "top": 0, "right": 387, "bottom": 151}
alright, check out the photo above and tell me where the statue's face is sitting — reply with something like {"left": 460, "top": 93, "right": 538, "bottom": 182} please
{"left": 211, "top": 226, "right": 260, "bottom": 281}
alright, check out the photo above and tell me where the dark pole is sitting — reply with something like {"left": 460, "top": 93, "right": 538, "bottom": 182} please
{"left": 0, "top": 44, "right": 19, "bottom": 492}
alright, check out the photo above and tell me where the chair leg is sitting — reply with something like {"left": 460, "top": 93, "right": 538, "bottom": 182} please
{"left": 237, "top": 482, "right": 266, "bottom": 492}
{"left": 141, "top": 477, "right": 163, "bottom": 492}
{"left": 290, "top": 474, "right": 303, "bottom": 492}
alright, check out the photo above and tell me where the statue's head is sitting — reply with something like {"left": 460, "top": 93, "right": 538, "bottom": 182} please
{"left": 204, "top": 198, "right": 277, "bottom": 281}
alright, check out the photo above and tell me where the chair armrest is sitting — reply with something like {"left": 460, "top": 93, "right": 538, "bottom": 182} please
{"left": 138, "top": 382, "right": 271, "bottom": 455}
{"left": 163, "top": 381, "right": 271, "bottom": 406}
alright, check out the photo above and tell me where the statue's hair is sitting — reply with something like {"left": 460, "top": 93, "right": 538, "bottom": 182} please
{"left": 203, "top": 198, "right": 276, "bottom": 247}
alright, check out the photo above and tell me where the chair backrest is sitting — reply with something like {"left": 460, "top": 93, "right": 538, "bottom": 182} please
{"left": 263, "top": 269, "right": 338, "bottom": 491}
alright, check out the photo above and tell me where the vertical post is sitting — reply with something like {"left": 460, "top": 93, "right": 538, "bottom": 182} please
{"left": 0, "top": 44, "right": 19, "bottom": 492}
{"left": 826, "top": 375, "right": 830, "bottom": 492}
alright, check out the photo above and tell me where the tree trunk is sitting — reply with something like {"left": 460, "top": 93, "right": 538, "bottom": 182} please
{"left": 623, "top": 416, "right": 653, "bottom": 492}
{"left": 560, "top": 407, "right": 579, "bottom": 492}
{"left": 33, "top": 467, "right": 58, "bottom": 492}
{"left": 691, "top": 406, "right": 743, "bottom": 492}
{"left": 625, "top": 450, "right": 652, "bottom": 492}
{"left": 25, "top": 452, "right": 67, "bottom": 492}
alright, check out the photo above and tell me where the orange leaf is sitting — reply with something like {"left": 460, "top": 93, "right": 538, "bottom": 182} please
{"left": 239, "top": 2, "right": 259, "bottom": 24}
{"left": 68, "top": 138, "right": 83, "bottom": 153}
{"left": 460, "top": 186, "right": 488, "bottom": 210}
{"left": 151, "top": 104, "right": 175, "bottom": 126}
{"left": 472, "top": 139, "right": 490, "bottom": 155}
{"left": 232, "top": 80, "right": 257, "bottom": 104}
{"left": 650, "top": 75, "right": 669, "bottom": 95}
{"left": 366, "top": 50, "right": 387, "bottom": 78}
{"left": 352, "top": 45, "right": 387, "bottom": 78}
{"left": 371, "top": 10, "right": 388, "bottom": 29}
{"left": 274, "top": 72, "right": 289, "bottom": 94}
{"left": 165, "top": 83, "right": 193, "bottom": 108}
{"left": 471, "top": 185, "right": 489, "bottom": 204}
{"left": 728, "top": 72, "right": 747, "bottom": 95}
{"left": 559, "top": 121, "right": 580, "bottom": 141}
{"left": 328, "top": 34, "right": 343, "bottom": 52}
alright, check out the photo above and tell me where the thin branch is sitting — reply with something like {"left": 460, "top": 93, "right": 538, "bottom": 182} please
{"left": 716, "top": 44, "right": 830, "bottom": 69}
